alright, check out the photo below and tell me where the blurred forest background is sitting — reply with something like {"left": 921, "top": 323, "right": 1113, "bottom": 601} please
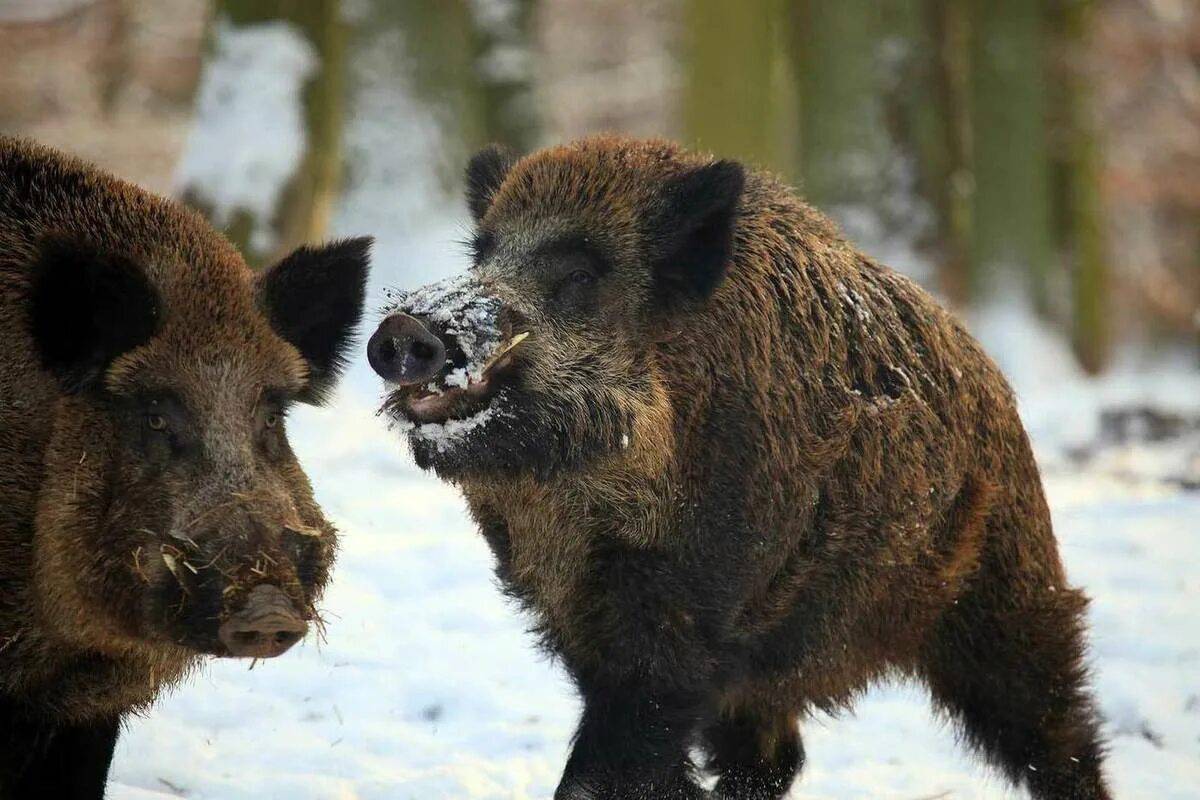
{"left": 3, "top": 5, "right": 1199, "bottom": 796}
{"left": 0, "top": 0, "right": 1197, "bottom": 375}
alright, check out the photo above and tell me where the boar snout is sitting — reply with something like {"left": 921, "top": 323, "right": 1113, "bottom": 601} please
{"left": 217, "top": 584, "right": 307, "bottom": 659}
{"left": 368, "top": 313, "right": 447, "bottom": 385}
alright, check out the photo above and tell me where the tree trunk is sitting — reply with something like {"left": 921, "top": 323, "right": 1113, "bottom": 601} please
{"left": 683, "top": 0, "right": 783, "bottom": 170}
{"left": 787, "top": 0, "right": 889, "bottom": 213}
{"left": 889, "top": 0, "right": 973, "bottom": 307}
{"left": 468, "top": 0, "right": 540, "bottom": 153}
{"left": 1049, "top": 0, "right": 1110, "bottom": 373}
{"left": 968, "top": 0, "right": 1055, "bottom": 312}
{"left": 273, "top": 0, "right": 347, "bottom": 266}
{"left": 181, "top": 0, "right": 348, "bottom": 268}
{"left": 384, "top": 0, "right": 540, "bottom": 170}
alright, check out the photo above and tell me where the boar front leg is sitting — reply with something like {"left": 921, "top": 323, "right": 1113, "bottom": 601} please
{"left": 552, "top": 544, "right": 717, "bottom": 800}
{"left": 556, "top": 683, "right": 710, "bottom": 800}
{"left": 2, "top": 707, "right": 120, "bottom": 800}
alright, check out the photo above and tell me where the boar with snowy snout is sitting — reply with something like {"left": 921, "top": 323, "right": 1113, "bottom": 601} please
{"left": 370, "top": 136, "right": 1110, "bottom": 800}
{"left": 0, "top": 138, "right": 369, "bottom": 799}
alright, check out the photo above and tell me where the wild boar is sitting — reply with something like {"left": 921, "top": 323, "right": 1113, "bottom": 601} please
{"left": 0, "top": 137, "right": 369, "bottom": 798}
{"left": 370, "top": 136, "right": 1110, "bottom": 800}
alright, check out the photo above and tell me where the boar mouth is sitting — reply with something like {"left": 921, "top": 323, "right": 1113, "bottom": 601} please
{"left": 391, "top": 332, "right": 529, "bottom": 426}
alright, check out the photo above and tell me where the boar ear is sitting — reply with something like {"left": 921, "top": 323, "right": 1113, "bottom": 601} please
{"left": 649, "top": 159, "right": 745, "bottom": 312}
{"left": 256, "top": 237, "right": 372, "bottom": 405}
{"left": 29, "top": 236, "right": 161, "bottom": 394}
{"left": 465, "top": 144, "right": 516, "bottom": 223}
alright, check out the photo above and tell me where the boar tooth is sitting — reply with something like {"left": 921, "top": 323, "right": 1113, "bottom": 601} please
{"left": 161, "top": 551, "right": 182, "bottom": 581}
{"left": 164, "top": 528, "right": 199, "bottom": 548}
{"left": 285, "top": 524, "right": 323, "bottom": 538}
{"left": 481, "top": 331, "right": 531, "bottom": 376}
{"left": 132, "top": 547, "right": 149, "bottom": 583}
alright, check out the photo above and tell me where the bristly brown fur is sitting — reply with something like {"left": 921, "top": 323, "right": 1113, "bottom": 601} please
{"left": 411, "top": 135, "right": 1111, "bottom": 799}
{"left": 0, "top": 137, "right": 368, "bottom": 797}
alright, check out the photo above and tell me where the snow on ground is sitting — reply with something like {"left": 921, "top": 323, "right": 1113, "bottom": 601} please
{"left": 108, "top": 21, "right": 1198, "bottom": 797}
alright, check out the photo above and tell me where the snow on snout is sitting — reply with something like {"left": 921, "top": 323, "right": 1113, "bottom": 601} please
{"left": 385, "top": 274, "right": 503, "bottom": 389}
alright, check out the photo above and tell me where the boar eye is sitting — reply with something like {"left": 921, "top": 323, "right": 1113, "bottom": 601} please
{"left": 146, "top": 413, "right": 167, "bottom": 432}
{"left": 264, "top": 412, "right": 282, "bottom": 429}
{"left": 568, "top": 269, "right": 595, "bottom": 285}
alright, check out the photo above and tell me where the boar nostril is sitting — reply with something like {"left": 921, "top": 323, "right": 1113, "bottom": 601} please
{"left": 410, "top": 339, "right": 435, "bottom": 360}
{"left": 368, "top": 313, "right": 447, "bottom": 386}
{"left": 274, "top": 630, "right": 301, "bottom": 646}
{"left": 376, "top": 336, "right": 397, "bottom": 362}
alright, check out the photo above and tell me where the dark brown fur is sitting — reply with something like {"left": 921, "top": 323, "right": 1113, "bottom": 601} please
{"left": 0, "top": 138, "right": 368, "bottom": 797}
{"left": 380, "top": 136, "right": 1110, "bottom": 799}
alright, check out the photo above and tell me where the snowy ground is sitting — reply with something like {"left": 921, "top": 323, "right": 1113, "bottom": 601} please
{"left": 106, "top": 17, "right": 1198, "bottom": 798}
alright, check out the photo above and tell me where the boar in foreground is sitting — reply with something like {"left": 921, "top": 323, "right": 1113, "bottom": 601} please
{"left": 0, "top": 138, "right": 369, "bottom": 798}
{"left": 371, "top": 136, "right": 1110, "bottom": 799}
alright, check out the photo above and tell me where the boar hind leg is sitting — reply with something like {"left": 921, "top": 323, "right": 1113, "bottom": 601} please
{"left": 921, "top": 578, "right": 1110, "bottom": 800}
{"left": 9, "top": 715, "right": 120, "bottom": 800}
{"left": 702, "top": 705, "right": 802, "bottom": 800}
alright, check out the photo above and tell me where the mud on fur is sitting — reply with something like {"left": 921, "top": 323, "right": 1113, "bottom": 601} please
{"left": 0, "top": 137, "right": 370, "bottom": 798}
{"left": 372, "top": 135, "right": 1112, "bottom": 800}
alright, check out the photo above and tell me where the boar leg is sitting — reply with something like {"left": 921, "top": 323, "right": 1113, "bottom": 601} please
{"left": 552, "top": 543, "right": 720, "bottom": 799}
{"left": 4, "top": 711, "right": 120, "bottom": 800}
{"left": 702, "top": 706, "right": 803, "bottom": 800}
{"left": 555, "top": 684, "right": 710, "bottom": 800}
{"left": 920, "top": 580, "right": 1110, "bottom": 800}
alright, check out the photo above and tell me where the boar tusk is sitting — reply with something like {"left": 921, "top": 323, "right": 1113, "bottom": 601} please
{"left": 162, "top": 528, "right": 199, "bottom": 549}
{"left": 481, "top": 331, "right": 530, "bottom": 376}
{"left": 161, "top": 550, "right": 182, "bottom": 581}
